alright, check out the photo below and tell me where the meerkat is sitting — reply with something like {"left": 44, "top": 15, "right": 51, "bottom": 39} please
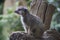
{"left": 15, "top": 6, "right": 44, "bottom": 38}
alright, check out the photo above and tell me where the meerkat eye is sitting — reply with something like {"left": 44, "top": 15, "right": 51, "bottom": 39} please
{"left": 18, "top": 9, "right": 21, "bottom": 11}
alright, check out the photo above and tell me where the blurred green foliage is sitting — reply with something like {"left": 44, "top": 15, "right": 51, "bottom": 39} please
{"left": 0, "top": 9, "right": 23, "bottom": 40}
{"left": 25, "top": 0, "right": 32, "bottom": 6}
{"left": 0, "top": 1, "right": 24, "bottom": 40}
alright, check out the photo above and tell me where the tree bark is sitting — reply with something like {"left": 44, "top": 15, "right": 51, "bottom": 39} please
{"left": 30, "top": 0, "right": 56, "bottom": 30}
{"left": 44, "top": 4, "right": 56, "bottom": 30}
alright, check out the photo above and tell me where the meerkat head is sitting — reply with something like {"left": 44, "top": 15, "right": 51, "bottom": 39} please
{"left": 15, "top": 6, "right": 29, "bottom": 16}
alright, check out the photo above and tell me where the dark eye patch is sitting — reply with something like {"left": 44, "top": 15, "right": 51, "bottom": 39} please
{"left": 18, "top": 8, "right": 27, "bottom": 11}
{"left": 18, "top": 8, "right": 24, "bottom": 11}
{"left": 18, "top": 9, "right": 22, "bottom": 11}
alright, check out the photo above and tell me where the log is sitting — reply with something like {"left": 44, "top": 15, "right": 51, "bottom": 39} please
{"left": 10, "top": 31, "right": 42, "bottom": 40}
{"left": 10, "top": 30, "right": 60, "bottom": 40}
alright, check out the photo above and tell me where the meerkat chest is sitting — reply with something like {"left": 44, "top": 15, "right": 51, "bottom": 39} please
{"left": 20, "top": 15, "right": 29, "bottom": 27}
{"left": 21, "top": 15, "right": 29, "bottom": 24}
{"left": 20, "top": 16, "right": 26, "bottom": 26}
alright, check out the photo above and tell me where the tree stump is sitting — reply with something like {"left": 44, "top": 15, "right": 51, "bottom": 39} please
{"left": 30, "top": 0, "right": 56, "bottom": 30}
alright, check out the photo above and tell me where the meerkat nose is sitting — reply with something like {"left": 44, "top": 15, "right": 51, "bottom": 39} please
{"left": 15, "top": 11, "right": 18, "bottom": 13}
{"left": 15, "top": 11, "right": 19, "bottom": 14}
